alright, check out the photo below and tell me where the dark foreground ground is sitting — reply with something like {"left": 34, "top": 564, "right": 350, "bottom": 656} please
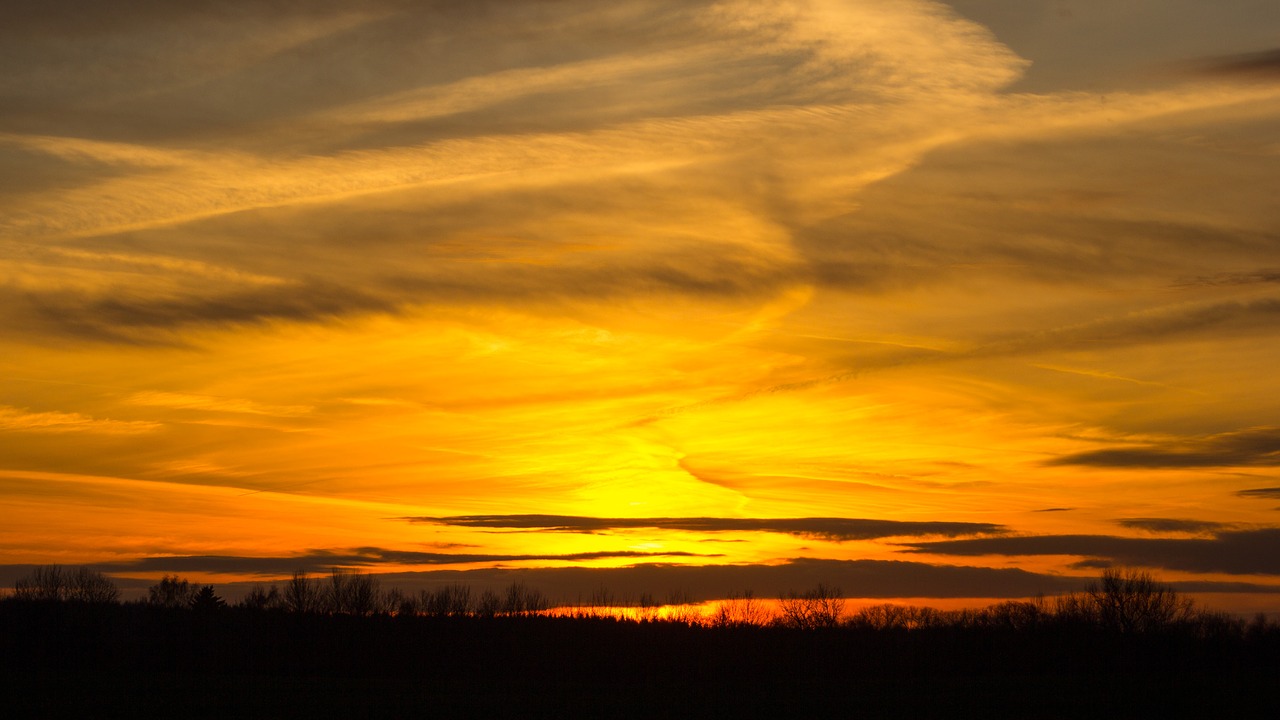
{"left": 3, "top": 602, "right": 1278, "bottom": 719}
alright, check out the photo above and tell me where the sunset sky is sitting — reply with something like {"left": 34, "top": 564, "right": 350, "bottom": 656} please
{"left": 3, "top": 0, "right": 1280, "bottom": 612}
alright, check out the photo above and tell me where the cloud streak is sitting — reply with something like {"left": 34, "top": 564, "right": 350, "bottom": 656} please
{"left": 1198, "top": 48, "right": 1280, "bottom": 79}
{"left": 88, "top": 546, "right": 718, "bottom": 577}
{"left": 0, "top": 405, "right": 158, "bottom": 434}
{"left": 406, "top": 515, "right": 1007, "bottom": 541}
{"left": 902, "top": 528, "right": 1280, "bottom": 576}
{"left": 1050, "top": 427, "right": 1280, "bottom": 469}
{"left": 1117, "top": 518, "right": 1229, "bottom": 534}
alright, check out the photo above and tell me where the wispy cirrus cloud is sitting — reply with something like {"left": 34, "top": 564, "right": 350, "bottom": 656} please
{"left": 1049, "top": 427, "right": 1280, "bottom": 469}
{"left": 405, "top": 515, "right": 1007, "bottom": 541}
{"left": 0, "top": 405, "right": 158, "bottom": 434}
{"left": 129, "top": 391, "right": 312, "bottom": 417}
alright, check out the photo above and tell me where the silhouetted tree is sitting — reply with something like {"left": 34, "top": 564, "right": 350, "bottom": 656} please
{"left": 148, "top": 574, "right": 197, "bottom": 608}
{"left": 711, "top": 590, "right": 770, "bottom": 627}
{"left": 1086, "top": 567, "right": 1195, "bottom": 634}
{"left": 190, "top": 585, "right": 226, "bottom": 611}
{"left": 283, "top": 570, "right": 322, "bottom": 614}
{"left": 325, "top": 569, "right": 381, "bottom": 615}
{"left": 778, "top": 583, "right": 845, "bottom": 629}
{"left": 384, "top": 587, "right": 418, "bottom": 616}
{"left": 635, "top": 592, "right": 660, "bottom": 622}
{"left": 67, "top": 567, "right": 119, "bottom": 603}
{"left": 974, "top": 598, "right": 1049, "bottom": 631}
{"left": 849, "top": 603, "right": 942, "bottom": 630}
{"left": 501, "top": 582, "right": 549, "bottom": 616}
{"left": 475, "top": 588, "right": 502, "bottom": 618}
{"left": 13, "top": 565, "right": 119, "bottom": 603}
{"left": 422, "top": 584, "right": 472, "bottom": 617}
{"left": 239, "top": 583, "right": 283, "bottom": 610}
{"left": 13, "top": 565, "right": 67, "bottom": 601}
{"left": 348, "top": 572, "right": 382, "bottom": 615}
{"left": 662, "top": 589, "right": 702, "bottom": 625}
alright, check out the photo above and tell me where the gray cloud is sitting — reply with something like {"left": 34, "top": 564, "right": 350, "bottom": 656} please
{"left": 1172, "top": 269, "right": 1280, "bottom": 288}
{"left": 157, "top": 558, "right": 1088, "bottom": 603}
{"left": 4, "top": 279, "right": 396, "bottom": 344}
{"left": 902, "top": 528, "right": 1280, "bottom": 575}
{"left": 1238, "top": 487, "right": 1280, "bottom": 500}
{"left": 80, "top": 546, "right": 716, "bottom": 577}
{"left": 1199, "top": 48, "right": 1280, "bottom": 78}
{"left": 20, "top": 263, "right": 1280, "bottom": 349}
{"left": 1117, "top": 518, "right": 1229, "bottom": 534}
{"left": 392, "top": 558, "right": 1087, "bottom": 603}
{"left": 194, "top": 558, "right": 1280, "bottom": 604}
{"left": 1049, "top": 427, "right": 1280, "bottom": 469}
{"left": 404, "top": 515, "right": 1008, "bottom": 541}
{"left": 981, "top": 299, "right": 1280, "bottom": 359}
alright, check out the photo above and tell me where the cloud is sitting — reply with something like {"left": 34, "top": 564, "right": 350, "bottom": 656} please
{"left": 981, "top": 299, "right": 1280, "bottom": 359}
{"left": 78, "top": 557, "right": 1080, "bottom": 602}
{"left": 5, "top": 279, "right": 396, "bottom": 343}
{"left": 1198, "top": 48, "right": 1280, "bottom": 79}
{"left": 1172, "top": 269, "right": 1280, "bottom": 288}
{"left": 1238, "top": 487, "right": 1280, "bottom": 500}
{"left": 4, "top": 0, "right": 1276, "bottom": 356}
{"left": 129, "top": 392, "right": 312, "bottom": 417}
{"left": 0, "top": 405, "right": 159, "bottom": 434}
{"left": 87, "top": 546, "right": 718, "bottom": 576}
{"left": 388, "top": 558, "right": 1086, "bottom": 602}
{"left": 901, "top": 528, "right": 1280, "bottom": 575}
{"left": 211, "top": 558, "right": 1280, "bottom": 603}
{"left": 1049, "top": 427, "right": 1280, "bottom": 468}
{"left": 404, "top": 515, "right": 1007, "bottom": 541}
{"left": 8, "top": 556, "right": 1280, "bottom": 604}
{"left": 1116, "top": 518, "right": 1229, "bottom": 534}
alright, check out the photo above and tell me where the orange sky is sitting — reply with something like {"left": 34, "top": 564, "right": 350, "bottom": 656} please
{"left": 3, "top": 0, "right": 1280, "bottom": 612}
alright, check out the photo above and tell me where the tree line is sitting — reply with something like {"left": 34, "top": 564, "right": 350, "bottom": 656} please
{"left": 6, "top": 564, "right": 1278, "bottom": 638}
{"left": 4, "top": 566, "right": 1279, "bottom": 717}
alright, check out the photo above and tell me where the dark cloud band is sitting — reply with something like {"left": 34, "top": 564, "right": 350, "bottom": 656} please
{"left": 1049, "top": 427, "right": 1280, "bottom": 468}
{"left": 1117, "top": 518, "right": 1229, "bottom": 534}
{"left": 403, "top": 514, "right": 1008, "bottom": 541}
{"left": 902, "top": 528, "right": 1280, "bottom": 576}
{"left": 79, "top": 547, "right": 715, "bottom": 576}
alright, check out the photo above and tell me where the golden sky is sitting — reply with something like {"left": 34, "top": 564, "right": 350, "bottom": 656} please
{"left": 3, "top": 0, "right": 1280, "bottom": 610}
